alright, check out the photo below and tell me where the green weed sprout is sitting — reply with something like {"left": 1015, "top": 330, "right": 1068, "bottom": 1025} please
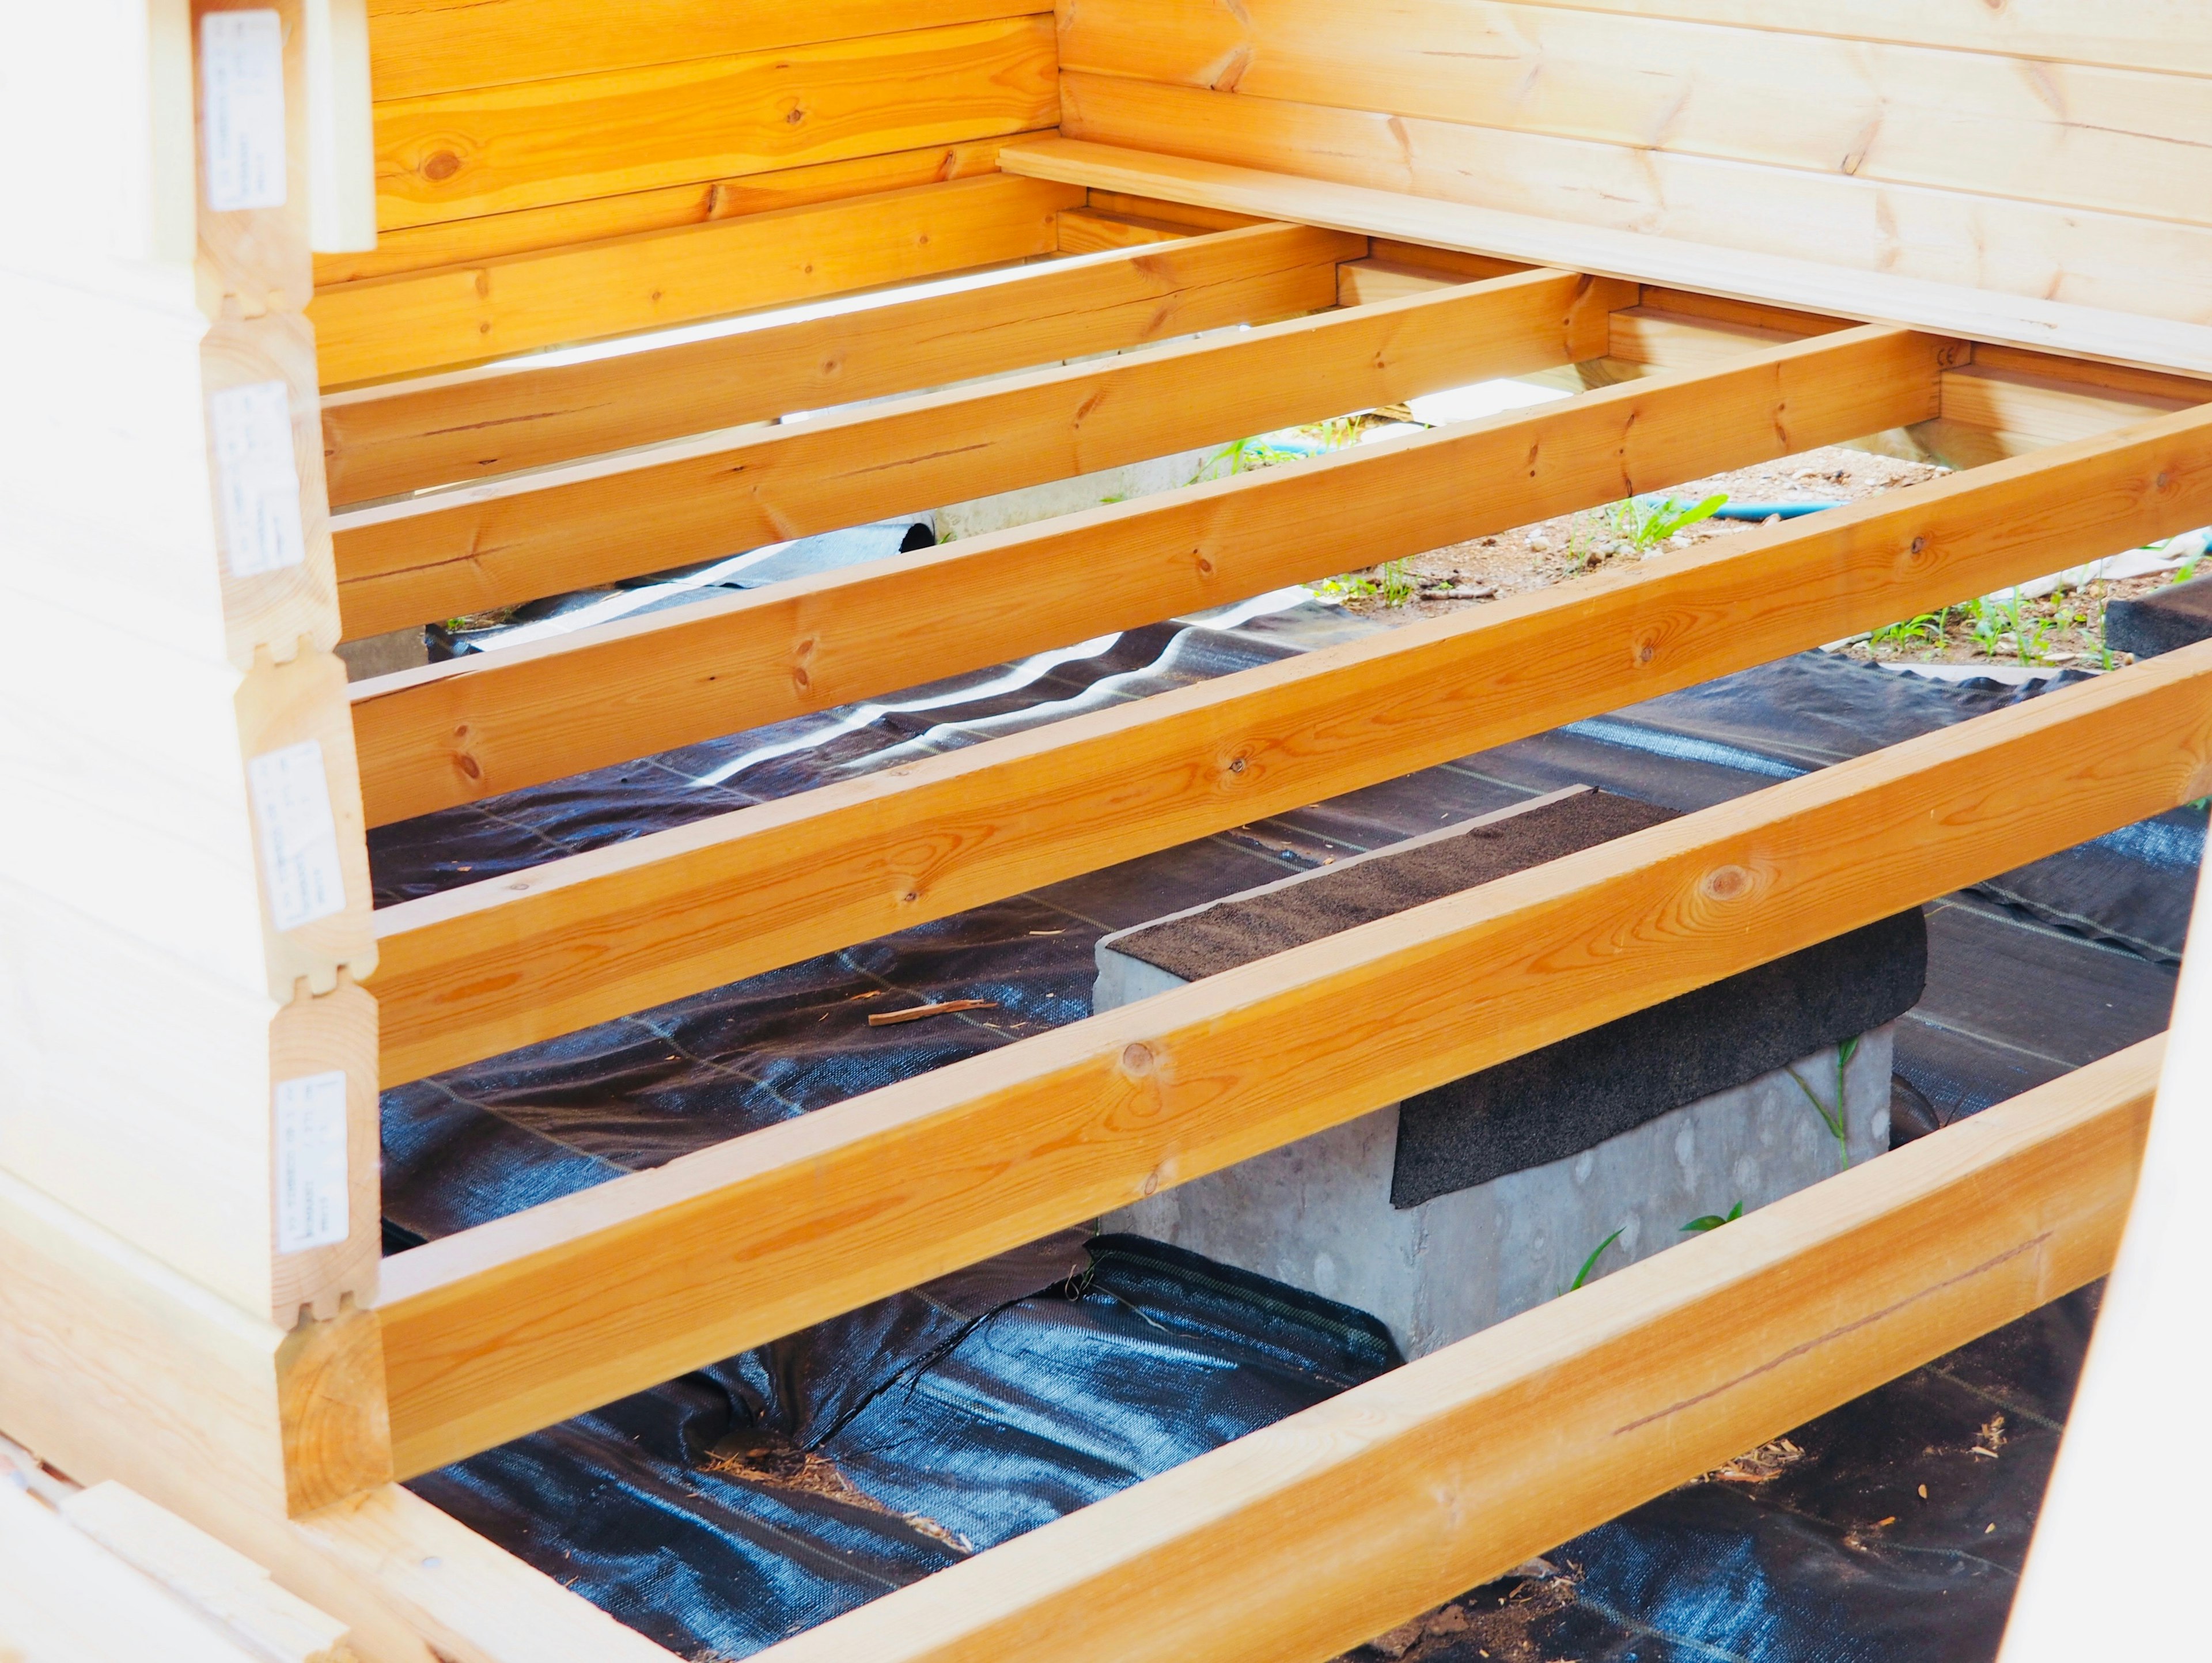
{"left": 1569, "top": 1228, "right": 1626, "bottom": 1293}
{"left": 1614, "top": 492, "right": 1730, "bottom": 551}
{"left": 1870, "top": 609, "right": 1947, "bottom": 651}
{"left": 1682, "top": 1201, "right": 1744, "bottom": 1233}
{"left": 1787, "top": 1035, "right": 1859, "bottom": 1171}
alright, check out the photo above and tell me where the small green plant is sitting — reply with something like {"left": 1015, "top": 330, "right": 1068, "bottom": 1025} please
{"left": 1964, "top": 594, "right": 2013, "bottom": 658}
{"left": 1568, "top": 1228, "right": 1626, "bottom": 1292}
{"left": 1378, "top": 558, "right": 1416, "bottom": 607}
{"left": 1787, "top": 1035, "right": 1859, "bottom": 1171}
{"left": 1870, "top": 609, "right": 1948, "bottom": 651}
{"left": 1611, "top": 493, "right": 1730, "bottom": 551}
{"left": 1682, "top": 1201, "right": 1744, "bottom": 1233}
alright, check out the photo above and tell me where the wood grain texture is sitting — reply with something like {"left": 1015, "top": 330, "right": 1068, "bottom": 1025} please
{"left": 1493, "top": 0, "right": 2212, "bottom": 78}
{"left": 1059, "top": 0, "right": 2212, "bottom": 229}
{"left": 368, "top": 390, "right": 2212, "bottom": 1088}
{"left": 365, "top": 0, "right": 1047, "bottom": 101}
{"left": 310, "top": 172, "right": 1081, "bottom": 385}
{"left": 0, "top": 1482, "right": 274, "bottom": 1663}
{"left": 59, "top": 1483, "right": 354, "bottom": 1663}
{"left": 999, "top": 138, "right": 2212, "bottom": 373}
{"left": 747, "top": 1037, "right": 2163, "bottom": 1663}
{"left": 312, "top": 139, "right": 1014, "bottom": 285}
{"left": 1055, "top": 207, "right": 1192, "bottom": 252}
{"left": 362, "top": 329, "right": 1965, "bottom": 1082}
{"left": 275, "top": 1306, "right": 392, "bottom": 1514}
{"left": 336, "top": 263, "right": 1622, "bottom": 675}
{"left": 321, "top": 222, "right": 1357, "bottom": 502}
{"left": 369, "top": 17, "right": 1057, "bottom": 230}
{"left": 346, "top": 314, "right": 1893, "bottom": 832}
{"left": 373, "top": 647, "right": 2212, "bottom": 1473}
{"left": 1056, "top": 75, "right": 2212, "bottom": 328}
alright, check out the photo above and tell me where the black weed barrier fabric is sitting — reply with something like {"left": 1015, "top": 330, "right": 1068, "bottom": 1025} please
{"left": 411, "top": 1235, "right": 1399, "bottom": 1658}
{"left": 374, "top": 604, "right": 2190, "bottom": 1659}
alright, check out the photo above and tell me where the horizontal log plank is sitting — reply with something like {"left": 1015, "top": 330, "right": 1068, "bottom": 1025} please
{"left": 749, "top": 1036, "right": 2164, "bottom": 1663}
{"left": 310, "top": 173, "right": 1081, "bottom": 387}
{"left": 369, "top": 16, "right": 1059, "bottom": 232}
{"left": 365, "top": 0, "right": 1049, "bottom": 103}
{"left": 998, "top": 137, "right": 2212, "bottom": 374}
{"left": 322, "top": 221, "right": 1359, "bottom": 505}
{"left": 348, "top": 317, "right": 1918, "bottom": 825}
{"left": 312, "top": 138, "right": 1016, "bottom": 288}
{"left": 1054, "top": 75, "right": 2212, "bottom": 332}
{"left": 1057, "top": 0, "right": 2212, "bottom": 231}
{"left": 368, "top": 376, "right": 2212, "bottom": 1090}
{"left": 373, "top": 646, "right": 2212, "bottom": 1471}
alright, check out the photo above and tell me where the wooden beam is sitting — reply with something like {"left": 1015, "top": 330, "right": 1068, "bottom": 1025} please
{"left": 320, "top": 221, "right": 1361, "bottom": 504}
{"left": 348, "top": 318, "right": 1916, "bottom": 826}
{"left": 368, "top": 389, "right": 2212, "bottom": 1086}
{"left": 308, "top": 173, "right": 1081, "bottom": 386}
{"left": 373, "top": 646, "right": 2212, "bottom": 1473}
{"left": 1055, "top": 207, "right": 1195, "bottom": 252}
{"left": 748, "top": 1037, "right": 2163, "bottom": 1663}
{"left": 998, "top": 137, "right": 2212, "bottom": 374}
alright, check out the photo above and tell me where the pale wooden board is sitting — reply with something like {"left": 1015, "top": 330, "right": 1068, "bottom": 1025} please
{"left": 364, "top": 325, "right": 1948, "bottom": 1079}
{"left": 751, "top": 1039, "right": 2162, "bottom": 1663}
{"left": 0, "top": 1482, "right": 271, "bottom": 1663}
{"left": 367, "top": 17, "right": 1059, "bottom": 232}
{"left": 60, "top": 1483, "right": 353, "bottom": 1663}
{"left": 1059, "top": 0, "right": 2212, "bottom": 230}
{"left": 1001, "top": 137, "right": 2212, "bottom": 374}
{"left": 335, "top": 265, "right": 1624, "bottom": 679}
{"left": 373, "top": 648, "right": 2212, "bottom": 1471}
{"left": 1055, "top": 77, "right": 2212, "bottom": 328}
{"left": 1501, "top": 0, "right": 2212, "bottom": 79}
{"left": 363, "top": 0, "right": 1047, "bottom": 101}
{"left": 310, "top": 173, "right": 1082, "bottom": 384}
{"left": 321, "top": 221, "right": 1358, "bottom": 503}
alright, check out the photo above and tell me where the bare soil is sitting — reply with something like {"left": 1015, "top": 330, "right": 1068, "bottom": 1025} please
{"left": 1318, "top": 441, "right": 2177, "bottom": 672}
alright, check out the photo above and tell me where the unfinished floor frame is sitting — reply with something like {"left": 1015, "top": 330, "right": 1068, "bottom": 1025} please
{"left": 8, "top": 4, "right": 2212, "bottom": 1661}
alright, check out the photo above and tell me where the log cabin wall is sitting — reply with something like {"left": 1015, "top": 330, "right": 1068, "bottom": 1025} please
{"left": 1054, "top": 0, "right": 2212, "bottom": 332}
{"left": 309, "top": 0, "right": 1071, "bottom": 385}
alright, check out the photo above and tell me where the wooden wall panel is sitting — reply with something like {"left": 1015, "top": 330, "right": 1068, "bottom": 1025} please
{"left": 1496, "top": 0, "right": 2212, "bottom": 78}
{"left": 1058, "top": 0, "right": 2212, "bottom": 230}
{"left": 370, "top": 16, "right": 1056, "bottom": 231}
{"left": 310, "top": 173, "right": 1079, "bottom": 385}
{"left": 367, "top": 0, "right": 1046, "bottom": 101}
{"left": 1058, "top": 74, "right": 2212, "bottom": 327}
{"left": 313, "top": 140, "right": 1013, "bottom": 286}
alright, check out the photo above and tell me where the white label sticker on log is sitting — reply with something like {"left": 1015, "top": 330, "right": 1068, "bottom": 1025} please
{"left": 201, "top": 11, "right": 288, "bottom": 211}
{"left": 208, "top": 380, "right": 307, "bottom": 577}
{"left": 248, "top": 740, "right": 346, "bottom": 932}
{"left": 275, "top": 1071, "right": 349, "bottom": 1253}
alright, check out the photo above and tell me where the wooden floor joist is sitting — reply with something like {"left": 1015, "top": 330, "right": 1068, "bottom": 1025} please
{"left": 320, "top": 221, "right": 1362, "bottom": 506}
{"left": 349, "top": 320, "right": 1934, "bottom": 825}
{"left": 751, "top": 1036, "right": 2164, "bottom": 1663}
{"left": 373, "top": 643, "right": 2212, "bottom": 1472}
{"left": 331, "top": 263, "right": 1628, "bottom": 643}
{"left": 368, "top": 392, "right": 2212, "bottom": 1085}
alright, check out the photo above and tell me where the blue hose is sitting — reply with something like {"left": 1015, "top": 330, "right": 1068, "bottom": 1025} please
{"left": 1707, "top": 501, "right": 1847, "bottom": 520}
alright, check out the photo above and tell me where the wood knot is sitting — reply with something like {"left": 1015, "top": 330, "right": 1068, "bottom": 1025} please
{"left": 1634, "top": 635, "right": 1657, "bottom": 666}
{"left": 1121, "top": 1042, "right": 1154, "bottom": 1077}
{"left": 1700, "top": 865, "right": 1751, "bottom": 901}
{"left": 1226, "top": 754, "right": 1247, "bottom": 775}
{"left": 791, "top": 665, "right": 811, "bottom": 694}
{"left": 421, "top": 150, "right": 461, "bottom": 182}
{"left": 1910, "top": 536, "right": 1927, "bottom": 556}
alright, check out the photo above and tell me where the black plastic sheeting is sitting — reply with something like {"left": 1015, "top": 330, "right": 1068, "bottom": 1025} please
{"left": 373, "top": 601, "right": 2191, "bottom": 1658}
{"left": 415, "top": 1233, "right": 1399, "bottom": 1657}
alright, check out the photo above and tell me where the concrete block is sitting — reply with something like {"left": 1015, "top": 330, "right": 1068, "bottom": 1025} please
{"left": 1093, "top": 788, "right": 1921, "bottom": 1358}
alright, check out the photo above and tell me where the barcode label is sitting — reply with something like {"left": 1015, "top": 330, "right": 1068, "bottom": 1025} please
{"left": 202, "top": 10, "right": 287, "bottom": 211}
{"left": 247, "top": 740, "right": 346, "bottom": 932}
{"left": 208, "top": 380, "right": 306, "bottom": 577}
{"left": 275, "top": 1071, "right": 348, "bottom": 1253}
